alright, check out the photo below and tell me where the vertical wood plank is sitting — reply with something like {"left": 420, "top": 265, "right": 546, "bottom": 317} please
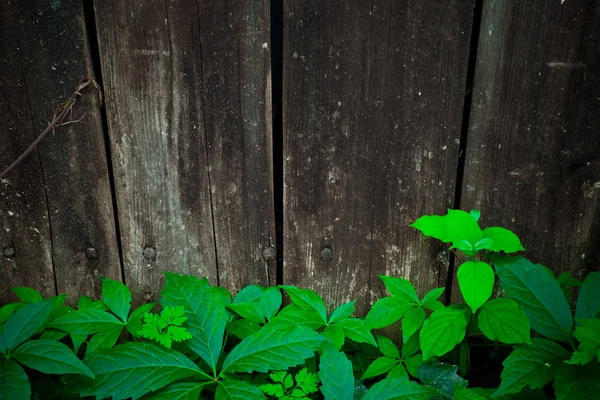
{"left": 462, "top": 1, "right": 600, "bottom": 282}
{"left": 95, "top": 0, "right": 274, "bottom": 302}
{"left": 0, "top": 0, "right": 121, "bottom": 303}
{"left": 284, "top": 1, "right": 473, "bottom": 314}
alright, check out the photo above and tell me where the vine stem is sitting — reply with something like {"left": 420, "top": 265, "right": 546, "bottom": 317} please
{"left": 0, "top": 76, "right": 101, "bottom": 180}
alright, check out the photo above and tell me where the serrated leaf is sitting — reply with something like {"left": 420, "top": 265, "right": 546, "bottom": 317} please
{"left": 553, "top": 361, "right": 600, "bottom": 400}
{"left": 365, "top": 297, "right": 415, "bottom": 329}
{"left": 11, "top": 287, "right": 43, "bottom": 304}
{"left": 216, "top": 379, "right": 266, "bottom": 400}
{"left": 227, "top": 319, "right": 261, "bottom": 339}
{"left": 478, "top": 299, "right": 531, "bottom": 344}
{"left": 295, "top": 368, "right": 320, "bottom": 394}
{"left": 126, "top": 303, "right": 156, "bottom": 337}
{"left": 269, "top": 304, "right": 325, "bottom": 330}
{"left": 566, "top": 318, "right": 600, "bottom": 365}
{"left": 101, "top": 277, "right": 132, "bottom": 322}
{"left": 418, "top": 360, "right": 467, "bottom": 398}
{"left": 490, "top": 255, "right": 573, "bottom": 342}
{"left": 227, "top": 302, "right": 265, "bottom": 324}
{"left": 402, "top": 307, "right": 426, "bottom": 343}
{"left": 142, "top": 382, "right": 210, "bottom": 400}
{"left": 379, "top": 276, "right": 420, "bottom": 303}
{"left": 0, "top": 358, "right": 30, "bottom": 400}
{"left": 422, "top": 287, "right": 445, "bottom": 305}
{"left": 402, "top": 330, "right": 421, "bottom": 359}
{"left": 12, "top": 339, "right": 93, "bottom": 377}
{"left": 420, "top": 308, "right": 469, "bottom": 360}
{"left": 404, "top": 354, "right": 424, "bottom": 378}
{"left": 410, "top": 215, "right": 452, "bottom": 242}
{"left": 377, "top": 335, "right": 400, "bottom": 359}
{"left": 258, "top": 382, "right": 284, "bottom": 397}
{"left": 388, "top": 363, "right": 409, "bottom": 379}
{"left": 361, "top": 357, "right": 399, "bottom": 380}
{"left": 329, "top": 301, "right": 355, "bottom": 324}
{"left": 49, "top": 309, "right": 123, "bottom": 336}
{"left": 233, "top": 285, "right": 265, "bottom": 304}
{"left": 280, "top": 286, "right": 327, "bottom": 325}
{"left": 319, "top": 345, "right": 354, "bottom": 400}
{"left": 457, "top": 261, "right": 494, "bottom": 313}
{"left": 360, "top": 377, "right": 437, "bottom": 400}
{"left": 77, "top": 342, "right": 209, "bottom": 400}
{"left": 221, "top": 325, "right": 324, "bottom": 374}
{"left": 322, "top": 325, "right": 345, "bottom": 350}
{"left": 78, "top": 296, "right": 107, "bottom": 311}
{"left": 86, "top": 325, "right": 122, "bottom": 356}
{"left": 161, "top": 272, "right": 227, "bottom": 373}
{"left": 493, "top": 338, "right": 569, "bottom": 397}
{"left": 4, "top": 299, "right": 54, "bottom": 351}
{"left": 261, "top": 286, "right": 282, "bottom": 321}
{"left": 481, "top": 227, "right": 525, "bottom": 253}
{"left": 335, "top": 318, "right": 376, "bottom": 346}
{"left": 576, "top": 272, "right": 600, "bottom": 321}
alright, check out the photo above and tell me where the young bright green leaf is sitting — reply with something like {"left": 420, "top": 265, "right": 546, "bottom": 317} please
{"left": 418, "top": 360, "right": 467, "bottom": 398}
{"left": 142, "top": 382, "right": 210, "bottom": 400}
{"left": 493, "top": 338, "right": 569, "bottom": 397}
{"left": 319, "top": 344, "right": 354, "bottom": 400}
{"left": 221, "top": 325, "right": 324, "bottom": 374}
{"left": 227, "top": 302, "right": 265, "bottom": 324}
{"left": 233, "top": 285, "right": 265, "bottom": 304}
{"left": 360, "top": 377, "right": 437, "bottom": 400}
{"left": 11, "top": 287, "right": 43, "bottom": 304}
{"left": 321, "top": 325, "right": 345, "bottom": 350}
{"left": 269, "top": 304, "right": 325, "bottom": 330}
{"left": 365, "top": 297, "right": 415, "bottom": 329}
{"left": 379, "top": 276, "right": 420, "bottom": 303}
{"left": 101, "top": 277, "right": 132, "bottom": 323}
{"left": 12, "top": 339, "right": 94, "bottom": 377}
{"left": 329, "top": 301, "right": 355, "bottom": 324}
{"left": 160, "top": 272, "right": 227, "bottom": 373}
{"left": 4, "top": 299, "right": 54, "bottom": 351}
{"left": 387, "top": 363, "right": 409, "bottom": 379}
{"left": 457, "top": 261, "right": 494, "bottom": 313}
{"left": 553, "top": 361, "right": 600, "bottom": 400}
{"left": 295, "top": 367, "right": 320, "bottom": 395}
{"left": 86, "top": 325, "right": 123, "bottom": 356}
{"left": 576, "top": 272, "right": 600, "bottom": 321}
{"left": 490, "top": 255, "right": 573, "bottom": 342}
{"left": 481, "top": 227, "right": 525, "bottom": 253}
{"left": 402, "top": 306, "right": 426, "bottom": 343}
{"left": 420, "top": 308, "right": 469, "bottom": 360}
{"left": 469, "top": 210, "right": 481, "bottom": 222}
{"left": 410, "top": 214, "right": 451, "bottom": 242}
{"left": 258, "top": 382, "right": 284, "bottom": 398}
{"left": 0, "top": 358, "right": 30, "bottom": 400}
{"left": 474, "top": 238, "right": 495, "bottom": 251}
{"left": 376, "top": 335, "right": 400, "bottom": 359}
{"left": 0, "top": 303, "right": 23, "bottom": 325}
{"left": 361, "top": 357, "right": 399, "bottom": 380}
{"left": 450, "top": 239, "right": 476, "bottom": 256}
{"left": 260, "top": 286, "right": 282, "bottom": 321}
{"left": 125, "top": 302, "right": 155, "bottom": 337}
{"left": 446, "top": 209, "right": 483, "bottom": 246}
{"left": 566, "top": 318, "right": 600, "bottom": 365}
{"left": 421, "top": 287, "right": 445, "bottom": 305}
{"left": 403, "top": 354, "right": 424, "bottom": 378}
{"left": 77, "top": 342, "right": 209, "bottom": 400}
{"left": 478, "top": 298, "right": 531, "bottom": 344}
{"left": 334, "top": 318, "right": 376, "bottom": 346}
{"left": 49, "top": 309, "right": 123, "bottom": 336}
{"left": 280, "top": 286, "right": 327, "bottom": 325}
{"left": 216, "top": 379, "right": 266, "bottom": 400}
{"left": 227, "top": 319, "right": 261, "bottom": 339}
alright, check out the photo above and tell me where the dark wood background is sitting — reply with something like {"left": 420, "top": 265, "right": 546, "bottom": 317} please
{"left": 1, "top": 0, "right": 598, "bottom": 312}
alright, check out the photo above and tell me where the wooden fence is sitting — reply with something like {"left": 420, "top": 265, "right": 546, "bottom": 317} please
{"left": 1, "top": 0, "right": 599, "bottom": 312}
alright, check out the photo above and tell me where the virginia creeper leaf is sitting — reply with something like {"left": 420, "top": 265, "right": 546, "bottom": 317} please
{"left": 233, "top": 285, "right": 265, "bottom": 304}
{"left": 319, "top": 344, "right": 354, "bottom": 400}
{"left": 402, "top": 306, "right": 426, "bottom": 343}
{"left": 269, "top": 304, "right": 325, "bottom": 330}
{"left": 420, "top": 308, "right": 469, "bottom": 360}
{"left": 143, "top": 382, "right": 210, "bottom": 400}
{"left": 376, "top": 335, "right": 400, "bottom": 359}
{"left": 321, "top": 325, "right": 345, "bottom": 350}
{"left": 334, "top": 318, "right": 376, "bottom": 346}
{"left": 280, "top": 286, "right": 327, "bottom": 325}
{"left": 260, "top": 286, "right": 282, "bottom": 321}
{"left": 4, "top": 299, "right": 54, "bottom": 351}
{"left": 361, "top": 357, "right": 399, "bottom": 380}
{"left": 216, "top": 380, "right": 266, "bottom": 400}
{"left": 365, "top": 298, "right": 415, "bottom": 329}
{"left": 101, "top": 277, "right": 132, "bottom": 323}
{"left": 329, "top": 301, "right": 355, "bottom": 324}
{"left": 11, "top": 287, "right": 43, "bottom": 304}
{"left": 360, "top": 377, "right": 437, "bottom": 400}
{"left": 49, "top": 309, "right": 123, "bottom": 336}
{"left": 379, "top": 276, "right": 420, "bottom": 303}
{"left": 0, "top": 358, "right": 30, "bottom": 400}
{"left": 12, "top": 339, "right": 94, "bottom": 377}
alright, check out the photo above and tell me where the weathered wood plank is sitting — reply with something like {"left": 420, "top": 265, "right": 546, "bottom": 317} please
{"left": 462, "top": 1, "right": 600, "bottom": 284}
{"left": 0, "top": 0, "right": 121, "bottom": 303}
{"left": 284, "top": 1, "right": 473, "bottom": 314}
{"left": 95, "top": 0, "right": 274, "bottom": 302}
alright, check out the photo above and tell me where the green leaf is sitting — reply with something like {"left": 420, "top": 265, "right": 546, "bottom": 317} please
{"left": 78, "top": 296, "right": 107, "bottom": 311}
{"left": 142, "top": 382, "right": 210, "bottom": 399}
{"left": 12, "top": 339, "right": 93, "bottom": 377}
{"left": 410, "top": 215, "right": 452, "bottom": 242}
{"left": 376, "top": 335, "right": 400, "bottom": 359}
{"left": 566, "top": 318, "right": 600, "bottom": 365}
{"left": 233, "top": 285, "right": 265, "bottom": 304}
{"left": 260, "top": 286, "right": 282, "bottom": 321}
{"left": 71, "top": 334, "right": 86, "bottom": 354}
{"left": 258, "top": 382, "right": 284, "bottom": 397}
{"left": 227, "top": 302, "right": 265, "bottom": 324}
{"left": 329, "top": 301, "right": 355, "bottom": 324}
{"left": 421, "top": 287, "right": 445, "bottom": 305}
{"left": 469, "top": 210, "right": 481, "bottom": 222}
{"left": 39, "top": 329, "right": 68, "bottom": 341}
{"left": 402, "top": 330, "right": 421, "bottom": 358}
{"left": 420, "top": 308, "right": 469, "bottom": 360}
{"left": 446, "top": 209, "right": 483, "bottom": 246}
{"left": 493, "top": 338, "right": 569, "bottom": 397}
{"left": 334, "top": 318, "right": 376, "bottom": 346}
{"left": 221, "top": 324, "right": 324, "bottom": 374}
{"left": 553, "top": 361, "right": 600, "bottom": 400}
{"left": 360, "top": 377, "right": 437, "bottom": 400}
{"left": 4, "top": 299, "right": 54, "bottom": 351}
{"left": 361, "top": 357, "right": 399, "bottom": 380}
{"left": 295, "top": 367, "right": 320, "bottom": 394}
{"left": 576, "top": 272, "right": 600, "bottom": 320}
{"left": 126, "top": 303, "right": 156, "bottom": 337}
{"left": 418, "top": 360, "right": 468, "bottom": 398}
{"left": 0, "top": 304, "right": 22, "bottom": 326}
{"left": 319, "top": 344, "right": 354, "bottom": 400}
{"left": 216, "top": 379, "right": 266, "bottom": 400}
{"left": 474, "top": 238, "right": 495, "bottom": 251}
{"left": 11, "top": 287, "right": 43, "bottom": 304}
{"left": 86, "top": 325, "right": 122, "bottom": 356}
{"left": 101, "top": 277, "right": 132, "bottom": 323}
{"left": 321, "top": 325, "right": 345, "bottom": 350}
{"left": 0, "top": 358, "right": 30, "bottom": 400}
{"left": 388, "top": 363, "right": 409, "bottom": 379}
{"left": 269, "top": 304, "right": 326, "bottom": 330}
{"left": 402, "top": 307, "right": 426, "bottom": 343}
{"left": 457, "top": 261, "right": 494, "bottom": 313}
{"left": 490, "top": 255, "right": 573, "bottom": 342}
{"left": 478, "top": 299, "right": 531, "bottom": 344}
{"left": 481, "top": 227, "right": 525, "bottom": 253}
{"left": 160, "top": 272, "right": 227, "bottom": 373}
{"left": 280, "top": 286, "right": 327, "bottom": 325}
{"left": 227, "top": 319, "right": 261, "bottom": 339}
{"left": 365, "top": 297, "right": 415, "bottom": 329}
{"left": 403, "top": 354, "right": 424, "bottom": 378}
{"left": 77, "top": 342, "right": 209, "bottom": 400}
{"left": 454, "top": 385, "right": 490, "bottom": 400}
{"left": 379, "top": 276, "right": 420, "bottom": 303}
{"left": 49, "top": 309, "right": 123, "bottom": 336}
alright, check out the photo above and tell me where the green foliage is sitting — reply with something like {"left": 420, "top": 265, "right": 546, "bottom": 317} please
{"left": 258, "top": 368, "right": 319, "bottom": 399}
{"left": 137, "top": 306, "right": 192, "bottom": 349}
{"left": 318, "top": 345, "right": 354, "bottom": 400}
{"left": 566, "top": 318, "right": 600, "bottom": 365}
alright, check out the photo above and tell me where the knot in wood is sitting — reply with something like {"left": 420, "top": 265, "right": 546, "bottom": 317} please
{"left": 262, "top": 246, "right": 276, "bottom": 261}
{"left": 2, "top": 245, "right": 15, "bottom": 259}
{"left": 85, "top": 247, "right": 99, "bottom": 260}
{"left": 143, "top": 246, "right": 156, "bottom": 261}
{"left": 320, "top": 247, "right": 333, "bottom": 261}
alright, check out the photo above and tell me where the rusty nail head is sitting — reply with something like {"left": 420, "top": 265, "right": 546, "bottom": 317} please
{"left": 3, "top": 245, "right": 15, "bottom": 258}
{"left": 143, "top": 246, "right": 156, "bottom": 261}
{"left": 262, "top": 246, "right": 276, "bottom": 261}
{"left": 320, "top": 247, "right": 333, "bottom": 261}
{"left": 85, "top": 247, "right": 99, "bottom": 260}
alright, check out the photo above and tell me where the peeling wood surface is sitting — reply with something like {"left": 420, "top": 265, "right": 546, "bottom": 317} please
{"left": 461, "top": 1, "right": 600, "bottom": 287}
{"left": 284, "top": 1, "right": 473, "bottom": 314}
{"left": 94, "top": 0, "right": 274, "bottom": 304}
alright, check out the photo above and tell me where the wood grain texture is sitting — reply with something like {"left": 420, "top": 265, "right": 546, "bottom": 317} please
{"left": 284, "top": 1, "right": 473, "bottom": 314}
{"left": 95, "top": 0, "right": 274, "bottom": 303}
{"left": 462, "top": 1, "right": 600, "bottom": 284}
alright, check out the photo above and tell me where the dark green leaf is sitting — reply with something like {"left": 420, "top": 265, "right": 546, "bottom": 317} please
{"left": 4, "top": 299, "right": 54, "bottom": 351}
{"left": 402, "top": 330, "right": 421, "bottom": 359}
{"left": 269, "top": 304, "right": 325, "bottom": 330}
{"left": 454, "top": 385, "right": 490, "bottom": 399}
{"left": 478, "top": 299, "right": 531, "bottom": 344}
{"left": 403, "top": 354, "right": 424, "bottom": 378}
{"left": 260, "top": 286, "right": 282, "bottom": 321}
{"left": 71, "top": 334, "right": 86, "bottom": 354}
{"left": 126, "top": 303, "right": 156, "bottom": 337}
{"left": 86, "top": 325, "right": 122, "bottom": 356}
{"left": 421, "top": 288, "right": 445, "bottom": 306}
{"left": 321, "top": 325, "right": 345, "bottom": 350}
{"left": 377, "top": 335, "right": 400, "bottom": 359}
{"left": 360, "top": 377, "right": 437, "bottom": 400}
{"left": 233, "top": 285, "right": 265, "bottom": 304}
{"left": 379, "top": 276, "right": 420, "bottom": 303}
{"left": 49, "top": 309, "right": 123, "bottom": 336}
{"left": 388, "top": 363, "right": 409, "bottom": 379}
{"left": 576, "top": 272, "right": 600, "bottom": 321}
{"left": 402, "top": 307, "right": 426, "bottom": 343}
{"left": 0, "top": 303, "right": 23, "bottom": 325}
{"left": 361, "top": 357, "right": 399, "bottom": 380}
{"left": 410, "top": 215, "right": 452, "bottom": 242}
{"left": 329, "top": 301, "right": 355, "bottom": 324}
{"left": 420, "top": 308, "right": 469, "bottom": 360}
{"left": 566, "top": 318, "right": 600, "bottom": 365}
{"left": 101, "top": 277, "right": 132, "bottom": 322}
{"left": 142, "top": 382, "right": 210, "bottom": 400}
{"left": 226, "top": 319, "right": 261, "bottom": 339}
{"left": 557, "top": 272, "right": 581, "bottom": 287}
{"left": 227, "top": 302, "right": 265, "bottom": 324}
{"left": 280, "top": 286, "right": 327, "bottom": 325}
{"left": 365, "top": 298, "right": 415, "bottom": 329}
{"left": 12, "top": 339, "right": 93, "bottom": 377}
{"left": 481, "top": 227, "right": 525, "bottom": 253}
{"left": 0, "top": 358, "right": 30, "bottom": 400}
{"left": 418, "top": 360, "right": 467, "bottom": 398}
{"left": 39, "top": 329, "right": 68, "bottom": 341}
{"left": 11, "top": 287, "right": 43, "bottom": 304}
{"left": 216, "top": 379, "right": 265, "bottom": 400}
{"left": 319, "top": 344, "right": 354, "bottom": 400}
{"left": 553, "top": 361, "right": 600, "bottom": 400}
{"left": 457, "top": 261, "right": 494, "bottom": 313}
{"left": 335, "top": 318, "right": 376, "bottom": 346}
